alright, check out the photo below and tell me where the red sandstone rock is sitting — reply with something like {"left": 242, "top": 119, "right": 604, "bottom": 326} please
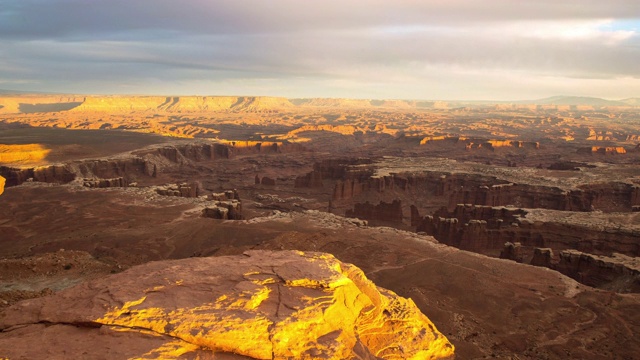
{"left": 156, "top": 182, "right": 199, "bottom": 198}
{"left": 530, "top": 248, "right": 554, "bottom": 267}
{"left": 0, "top": 251, "right": 454, "bottom": 359}
{"left": 345, "top": 200, "right": 404, "bottom": 224}
{"left": 499, "top": 242, "right": 523, "bottom": 263}
{"left": 555, "top": 250, "right": 640, "bottom": 293}
{"left": 260, "top": 176, "right": 276, "bottom": 186}
{"left": 82, "top": 177, "right": 127, "bottom": 188}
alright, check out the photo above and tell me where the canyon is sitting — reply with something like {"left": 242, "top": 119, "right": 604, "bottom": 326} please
{"left": 1, "top": 94, "right": 639, "bottom": 359}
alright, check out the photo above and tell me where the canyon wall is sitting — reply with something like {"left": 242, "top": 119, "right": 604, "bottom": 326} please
{"left": 0, "top": 143, "right": 237, "bottom": 187}
{"left": 295, "top": 158, "right": 373, "bottom": 189}
{"left": 331, "top": 169, "right": 638, "bottom": 212}
{"left": 345, "top": 200, "right": 404, "bottom": 224}
{"left": 415, "top": 204, "right": 640, "bottom": 257}
{"left": 0, "top": 95, "right": 295, "bottom": 114}
{"left": 554, "top": 250, "right": 640, "bottom": 293}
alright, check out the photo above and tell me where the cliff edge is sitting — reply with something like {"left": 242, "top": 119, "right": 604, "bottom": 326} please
{"left": 0, "top": 250, "right": 454, "bottom": 359}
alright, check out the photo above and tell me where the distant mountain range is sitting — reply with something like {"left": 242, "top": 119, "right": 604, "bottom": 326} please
{"left": 0, "top": 89, "right": 637, "bottom": 107}
{"left": 521, "top": 96, "right": 639, "bottom": 107}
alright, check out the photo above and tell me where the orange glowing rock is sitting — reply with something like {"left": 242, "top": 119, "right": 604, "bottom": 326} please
{"left": 0, "top": 250, "right": 454, "bottom": 359}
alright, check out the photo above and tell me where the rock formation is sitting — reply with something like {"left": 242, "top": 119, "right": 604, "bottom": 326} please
{"left": 294, "top": 171, "right": 324, "bottom": 188}
{"left": 0, "top": 175, "right": 4, "bottom": 196}
{"left": 258, "top": 176, "right": 276, "bottom": 186}
{"left": 345, "top": 200, "right": 404, "bottom": 224}
{"left": 577, "top": 146, "right": 627, "bottom": 155}
{"left": 324, "top": 162, "right": 640, "bottom": 212}
{"left": 203, "top": 200, "right": 243, "bottom": 220}
{"left": 554, "top": 250, "right": 640, "bottom": 293}
{"left": 530, "top": 248, "right": 554, "bottom": 268}
{"left": 499, "top": 242, "right": 523, "bottom": 263}
{"left": 219, "top": 140, "right": 305, "bottom": 155}
{"left": 68, "top": 96, "right": 294, "bottom": 113}
{"left": 203, "top": 190, "right": 243, "bottom": 219}
{"left": 156, "top": 182, "right": 199, "bottom": 198}
{"left": 140, "top": 143, "right": 231, "bottom": 163}
{"left": 0, "top": 164, "right": 76, "bottom": 187}
{"left": 0, "top": 251, "right": 454, "bottom": 359}
{"left": 82, "top": 177, "right": 127, "bottom": 188}
{"left": 207, "top": 189, "right": 240, "bottom": 202}
{"left": 415, "top": 204, "right": 640, "bottom": 257}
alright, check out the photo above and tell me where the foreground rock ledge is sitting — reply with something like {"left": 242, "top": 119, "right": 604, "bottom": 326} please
{"left": 0, "top": 250, "right": 454, "bottom": 359}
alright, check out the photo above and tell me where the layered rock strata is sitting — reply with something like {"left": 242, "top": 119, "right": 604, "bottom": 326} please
{"left": 203, "top": 190, "right": 243, "bottom": 220}
{"left": 415, "top": 204, "right": 640, "bottom": 257}
{"left": 82, "top": 177, "right": 127, "bottom": 188}
{"left": 345, "top": 200, "right": 404, "bottom": 224}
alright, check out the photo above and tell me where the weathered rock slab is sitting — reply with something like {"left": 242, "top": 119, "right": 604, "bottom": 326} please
{"left": 0, "top": 250, "right": 453, "bottom": 359}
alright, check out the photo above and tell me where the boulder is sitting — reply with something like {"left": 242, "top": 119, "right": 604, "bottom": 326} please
{"left": 0, "top": 251, "right": 454, "bottom": 359}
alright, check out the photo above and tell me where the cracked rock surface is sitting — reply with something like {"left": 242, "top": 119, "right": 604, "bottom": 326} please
{"left": 0, "top": 250, "right": 453, "bottom": 359}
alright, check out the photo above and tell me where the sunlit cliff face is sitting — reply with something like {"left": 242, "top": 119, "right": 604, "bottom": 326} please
{"left": 95, "top": 251, "right": 454, "bottom": 359}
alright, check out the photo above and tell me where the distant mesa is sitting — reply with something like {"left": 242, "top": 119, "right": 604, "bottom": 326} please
{"left": 0, "top": 250, "right": 454, "bottom": 359}
{"left": 2, "top": 94, "right": 638, "bottom": 115}
{"left": 0, "top": 95, "right": 85, "bottom": 114}
{"left": 70, "top": 96, "right": 294, "bottom": 113}
{"left": 620, "top": 97, "right": 640, "bottom": 106}
{"left": 0, "top": 95, "right": 294, "bottom": 114}
{"left": 523, "top": 95, "right": 629, "bottom": 107}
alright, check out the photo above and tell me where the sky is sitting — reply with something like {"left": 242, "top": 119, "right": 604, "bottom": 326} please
{"left": 1, "top": 0, "right": 639, "bottom": 100}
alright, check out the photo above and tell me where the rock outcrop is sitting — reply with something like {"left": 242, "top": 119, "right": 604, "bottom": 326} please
{"left": 554, "top": 250, "right": 640, "bottom": 293}
{"left": 139, "top": 143, "right": 231, "bottom": 163}
{"left": 530, "top": 248, "right": 554, "bottom": 268}
{"left": 255, "top": 176, "right": 276, "bottom": 186}
{"left": 499, "top": 242, "right": 523, "bottom": 263}
{"left": 0, "top": 164, "right": 77, "bottom": 187}
{"left": 156, "top": 182, "right": 199, "bottom": 198}
{"left": 219, "top": 140, "right": 306, "bottom": 155}
{"left": 577, "top": 146, "right": 627, "bottom": 155}
{"left": 328, "top": 165, "right": 639, "bottom": 212}
{"left": 415, "top": 204, "right": 640, "bottom": 257}
{"left": 203, "top": 190, "right": 243, "bottom": 220}
{"left": 82, "top": 177, "right": 127, "bottom": 188}
{"left": 345, "top": 200, "right": 404, "bottom": 224}
{"left": 0, "top": 251, "right": 454, "bottom": 359}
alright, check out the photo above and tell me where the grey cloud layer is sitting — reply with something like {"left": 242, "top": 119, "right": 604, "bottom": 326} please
{"left": 2, "top": 0, "right": 639, "bottom": 39}
{"left": 1, "top": 0, "right": 639, "bottom": 98}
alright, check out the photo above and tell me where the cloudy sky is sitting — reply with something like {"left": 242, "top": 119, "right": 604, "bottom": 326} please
{"left": 1, "top": 0, "right": 639, "bottom": 100}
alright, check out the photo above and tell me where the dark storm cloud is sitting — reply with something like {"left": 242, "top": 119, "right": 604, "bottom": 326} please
{"left": 1, "top": 0, "right": 639, "bottom": 99}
